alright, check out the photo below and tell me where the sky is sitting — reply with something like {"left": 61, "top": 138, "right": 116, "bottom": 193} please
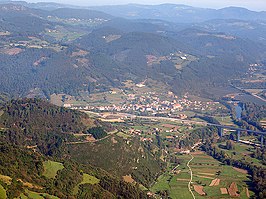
{"left": 26, "top": 0, "right": 266, "bottom": 11}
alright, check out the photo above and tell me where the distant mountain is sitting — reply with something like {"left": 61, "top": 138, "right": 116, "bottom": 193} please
{"left": 90, "top": 4, "right": 266, "bottom": 23}
{"left": 0, "top": 0, "right": 81, "bottom": 10}
{"left": 49, "top": 8, "right": 113, "bottom": 20}
{"left": 193, "top": 19, "right": 266, "bottom": 44}
{"left": 3, "top": 2, "right": 266, "bottom": 23}
{"left": 0, "top": 2, "right": 265, "bottom": 98}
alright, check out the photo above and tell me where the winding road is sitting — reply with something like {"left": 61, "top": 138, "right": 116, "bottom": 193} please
{"left": 187, "top": 154, "right": 195, "bottom": 199}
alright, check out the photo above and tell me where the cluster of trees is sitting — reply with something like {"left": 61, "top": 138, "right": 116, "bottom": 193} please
{"left": 223, "top": 101, "right": 262, "bottom": 132}
{"left": 241, "top": 103, "right": 266, "bottom": 131}
{"left": 225, "top": 140, "right": 235, "bottom": 150}
{"left": 0, "top": 143, "right": 45, "bottom": 198}
{"left": 194, "top": 115, "right": 220, "bottom": 124}
{"left": 87, "top": 127, "right": 107, "bottom": 139}
{"left": 178, "top": 126, "right": 218, "bottom": 148}
{"left": 253, "top": 147, "right": 266, "bottom": 165}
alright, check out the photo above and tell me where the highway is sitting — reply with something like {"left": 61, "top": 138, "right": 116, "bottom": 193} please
{"left": 83, "top": 110, "right": 266, "bottom": 136}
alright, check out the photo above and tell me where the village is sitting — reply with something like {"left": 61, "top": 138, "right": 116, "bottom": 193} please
{"left": 65, "top": 90, "right": 223, "bottom": 118}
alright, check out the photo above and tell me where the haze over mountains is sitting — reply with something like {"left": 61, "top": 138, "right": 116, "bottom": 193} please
{"left": 0, "top": 1, "right": 265, "bottom": 99}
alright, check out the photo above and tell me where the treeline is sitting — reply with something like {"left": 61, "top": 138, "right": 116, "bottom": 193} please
{"left": 0, "top": 98, "right": 89, "bottom": 155}
{"left": 253, "top": 147, "right": 266, "bottom": 165}
{"left": 221, "top": 100, "right": 263, "bottom": 132}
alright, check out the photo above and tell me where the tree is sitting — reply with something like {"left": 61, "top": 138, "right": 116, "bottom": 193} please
{"left": 226, "top": 140, "right": 235, "bottom": 150}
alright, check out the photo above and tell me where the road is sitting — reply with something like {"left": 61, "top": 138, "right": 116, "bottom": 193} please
{"left": 187, "top": 154, "right": 196, "bottom": 199}
{"left": 138, "top": 115, "right": 207, "bottom": 126}
{"left": 67, "top": 130, "right": 118, "bottom": 145}
{"left": 82, "top": 110, "right": 266, "bottom": 135}
{"left": 231, "top": 84, "right": 266, "bottom": 103}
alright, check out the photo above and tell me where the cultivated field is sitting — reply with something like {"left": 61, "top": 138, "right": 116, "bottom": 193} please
{"left": 151, "top": 151, "right": 254, "bottom": 199}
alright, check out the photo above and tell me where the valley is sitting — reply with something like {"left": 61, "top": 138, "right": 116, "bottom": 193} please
{"left": 0, "top": 1, "right": 265, "bottom": 199}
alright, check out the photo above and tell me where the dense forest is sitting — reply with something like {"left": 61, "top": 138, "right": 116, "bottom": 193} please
{"left": 0, "top": 98, "right": 88, "bottom": 155}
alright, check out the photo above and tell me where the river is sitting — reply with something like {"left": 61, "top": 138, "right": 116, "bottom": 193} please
{"left": 235, "top": 103, "right": 242, "bottom": 119}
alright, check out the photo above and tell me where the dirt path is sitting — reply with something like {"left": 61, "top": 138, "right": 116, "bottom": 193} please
{"left": 187, "top": 154, "right": 196, "bottom": 199}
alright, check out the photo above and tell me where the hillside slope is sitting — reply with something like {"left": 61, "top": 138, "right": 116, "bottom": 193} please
{"left": 0, "top": 99, "right": 163, "bottom": 198}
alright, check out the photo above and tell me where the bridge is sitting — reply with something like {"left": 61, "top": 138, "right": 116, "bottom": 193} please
{"left": 207, "top": 123, "right": 266, "bottom": 147}
{"left": 82, "top": 110, "right": 266, "bottom": 147}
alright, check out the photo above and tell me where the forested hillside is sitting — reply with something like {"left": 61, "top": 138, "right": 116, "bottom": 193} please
{"left": 0, "top": 99, "right": 163, "bottom": 198}
{"left": 0, "top": 3, "right": 265, "bottom": 98}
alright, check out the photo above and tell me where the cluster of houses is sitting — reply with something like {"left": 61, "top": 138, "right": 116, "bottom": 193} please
{"left": 65, "top": 91, "right": 221, "bottom": 117}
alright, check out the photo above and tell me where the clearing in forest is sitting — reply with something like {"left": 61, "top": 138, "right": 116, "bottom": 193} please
{"left": 43, "top": 160, "right": 64, "bottom": 179}
{"left": 123, "top": 175, "right": 135, "bottom": 183}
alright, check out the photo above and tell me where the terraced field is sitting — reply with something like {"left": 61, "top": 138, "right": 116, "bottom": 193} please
{"left": 151, "top": 151, "right": 254, "bottom": 199}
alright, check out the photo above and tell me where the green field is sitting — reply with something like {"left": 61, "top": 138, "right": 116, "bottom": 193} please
{"left": 214, "top": 116, "right": 236, "bottom": 126}
{"left": 151, "top": 154, "right": 192, "bottom": 199}
{"left": 73, "top": 173, "right": 100, "bottom": 194}
{"left": 190, "top": 152, "right": 253, "bottom": 199}
{"left": 217, "top": 142, "right": 265, "bottom": 168}
{"left": 151, "top": 151, "right": 254, "bottom": 199}
{"left": 16, "top": 190, "right": 59, "bottom": 199}
{"left": 80, "top": 174, "right": 100, "bottom": 185}
{"left": 117, "top": 132, "right": 131, "bottom": 139}
{"left": 42, "top": 160, "right": 64, "bottom": 179}
{"left": 0, "top": 184, "right": 7, "bottom": 199}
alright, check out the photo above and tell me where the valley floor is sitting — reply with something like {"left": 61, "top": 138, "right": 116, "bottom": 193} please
{"left": 150, "top": 151, "right": 254, "bottom": 199}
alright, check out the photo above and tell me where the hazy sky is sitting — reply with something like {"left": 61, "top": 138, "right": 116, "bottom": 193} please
{"left": 27, "top": 0, "right": 266, "bottom": 11}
